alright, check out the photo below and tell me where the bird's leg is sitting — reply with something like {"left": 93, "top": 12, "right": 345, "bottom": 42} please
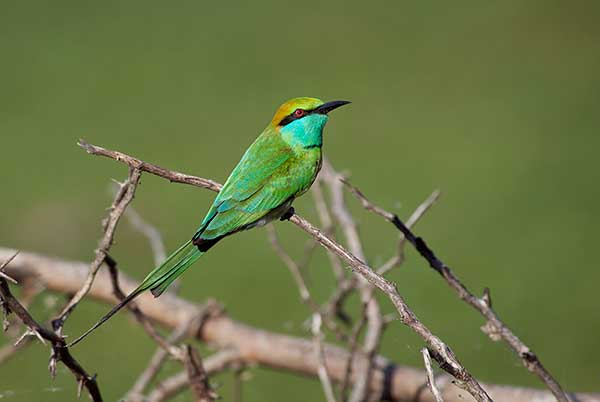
{"left": 280, "top": 206, "right": 295, "bottom": 221}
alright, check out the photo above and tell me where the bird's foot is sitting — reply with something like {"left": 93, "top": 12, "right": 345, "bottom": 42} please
{"left": 280, "top": 206, "right": 295, "bottom": 221}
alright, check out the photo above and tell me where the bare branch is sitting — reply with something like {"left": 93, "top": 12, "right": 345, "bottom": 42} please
{"left": 311, "top": 178, "right": 345, "bottom": 281}
{"left": 0, "top": 251, "right": 19, "bottom": 284}
{"left": 53, "top": 167, "right": 141, "bottom": 332}
{"left": 123, "top": 198, "right": 167, "bottom": 266}
{"left": 341, "top": 302, "right": 368, "bottom": 402}
{"left": 78, "top": 139, "right": 221, "bottom": 191}
{"left": 267, "top": 225, "right": 346, "bottom": 340}
{"left": 145, "top": 349, "right": 240, "bottom": 402}
{"left": 105, "top": 256, "right": 183, "bottom": 358}
{"left": 76, "top": 141, "right": 492, "bottom": 401}
{"left": 422, "top": 348, "right": 444, "bottom": 402}
{"left": 320, "top": 162, "right": 386, "bottom": 402}
{"left": 0, "top": 260, "right": 102, "bottom": 401}
{"left": 341, "top": 178, "right": 570, "bottom": 402}
{"left": 3, "top": 248, "right": 597, "bottom": 402}
{"left": 184, "top": 345, "right": 218, "bottom": 402}
{"left": 125, "top": 319, "right": 201, "bottom": 401}
{"left": 267, "top": 225, "right": 312, "bottom": 304}
{"left": 312, "top": 313, "right": 338, "bottom": 402}
{"left": 377, "top": 190, "right": 440, "bottom": 276}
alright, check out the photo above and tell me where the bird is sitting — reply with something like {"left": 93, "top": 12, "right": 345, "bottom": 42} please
{"left": 68, "top": 97, "right": 350, "bottom": 347}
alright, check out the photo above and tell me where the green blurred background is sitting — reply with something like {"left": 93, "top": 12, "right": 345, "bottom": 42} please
{"left": 1, "top": 1, "right": 599, "bottom": 401}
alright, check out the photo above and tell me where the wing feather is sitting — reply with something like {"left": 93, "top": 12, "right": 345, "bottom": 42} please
{"left": 193, "top": 130, "right": 294, "bottom": 241}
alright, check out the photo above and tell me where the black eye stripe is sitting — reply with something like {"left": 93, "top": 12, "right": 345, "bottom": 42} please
{"left": 278, "top": 108, "right": 316, "bottom": 126}
{"left": 279, "top": 114, "right": 296, "bottom": 126}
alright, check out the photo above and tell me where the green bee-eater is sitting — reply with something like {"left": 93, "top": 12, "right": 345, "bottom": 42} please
{"left": 69, "top": 97, "right": 350, "bottom": 346}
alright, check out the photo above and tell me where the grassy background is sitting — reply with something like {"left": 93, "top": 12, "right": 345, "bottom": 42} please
{"left": 1, "top": 1, "right": 599, "bottom": 401}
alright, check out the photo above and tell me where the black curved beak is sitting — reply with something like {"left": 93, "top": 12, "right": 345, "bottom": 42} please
{"left": 314, "top": 100, "right": 351, "bottom": 115}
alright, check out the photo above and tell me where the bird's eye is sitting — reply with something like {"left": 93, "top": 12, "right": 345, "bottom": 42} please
{"left": 293, "top": 109, "right": 305, "bottom": 118}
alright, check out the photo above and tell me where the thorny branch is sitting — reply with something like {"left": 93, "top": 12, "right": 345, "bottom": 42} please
{"left": 52, "top": 167, "right": 141, "bottom": 332}
{"left": 0, "top": 138, "right": 576, "bottom": 402}
{"left": 106, "top": 253, "right": 223, "bottom": 401}
{"left": 341, "top": 178, "right": 570, "bottom": 402}
{"left": 0, "top": 253, "right": 103, "bottom": 402}
{"left": 0, "top": 251, "right": 18, "bottom": 285}
{"left": 77, "top": 140, "right": 492, "bottom": 401}
{"left": 2, "top": 248, "right": 595, "bottom": 402}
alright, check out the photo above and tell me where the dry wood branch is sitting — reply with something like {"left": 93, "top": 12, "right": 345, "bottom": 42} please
{"left": 125, "top": 319, "right": 202, "bottom": 401}
{"left": 105, "top": 255, "right": 183, "bottom": 358}
{"left": 53, "top": 168, "right": 141, "bottom": 332}
{"left": 377, "top": 190, "right": 440, "bottom": 276}
{"left": 312, "top": 313, "right": 338, "bottom": 402}
{"left": 267, "top": 225, "right": 346, "bottom": 341}
{"left": 312, "top": 179, "right": 346, "bottom": 282}
{"left": 341, "top": 302, "right": 369, "bottom": 402}
{"left": 341, "top": 179, "right": 570, "bottom": 402}
{"left": 78, "top": 139, "right": 221, "bottom": 191}
{"left": 0, "top": 251, "right": 19, "bottom": 284}
{"left": 267, "top": 225, "right": 313, "bottom": 305}
{"left": 312, "top": 179, "right": 353, "bottom": 326}
{"left": 232, "top": 366, "right": 244, "bottom": 402}
{"left": 2, "top": 248, "right": 596, "bottom": 402}
{"left": 77, "top": 141, "right": 491, "bottom": 401}
{"left": 123, "top": 200, "right": 167, "bottom": 266}
{"left": 422, "top": 348, "right": 444, "bottom": 402}
{"left": 145, "top": 349, "right": 241, "bottom": 402}
{"left": 321, "top": 162, "right": 384, "bottom": 402}
{"left": 184, "top": 345, "right": 218, "bottom": 402}
{"left": 0, "top": 255, "right": 102, "bottom": 401}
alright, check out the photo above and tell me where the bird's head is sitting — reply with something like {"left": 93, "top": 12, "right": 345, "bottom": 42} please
{"left": 270, "top": 97, "right": 350, "bottom": 148}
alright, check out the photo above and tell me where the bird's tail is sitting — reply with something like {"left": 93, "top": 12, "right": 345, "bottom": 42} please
{"left": 68, "top": 240, "right": 201, "bottom": 347}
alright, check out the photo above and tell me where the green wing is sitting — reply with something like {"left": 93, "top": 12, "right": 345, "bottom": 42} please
{"left": 194, "top": 129, "right": 315, "bottom": 242}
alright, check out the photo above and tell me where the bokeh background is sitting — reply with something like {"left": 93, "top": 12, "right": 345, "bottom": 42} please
{"left": 1, "top": 1, "right": 599, "bottom": 401}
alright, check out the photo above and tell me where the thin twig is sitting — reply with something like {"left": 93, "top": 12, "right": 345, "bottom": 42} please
{"left": 0, "top": 264, "right": 102, "bottom": 401}
{"left": 124, "top": 318, "right": 201, "bottom": 401}
{"left": 312, "top": 313, "right": 338, "bottom": 402}
{"left": 341, "top": 301, "right": 369, "bottom": 402}
{"left": 377, "top": 190, "right": 440, "bottom": 275}
{"left": 422, "top": 348, "right": 444, "bottom": 402}
{"left": 184, "top": 344, "right": 218, "bottom": 402}
{"left": 78, "top": 139, "right": 221, "bottom": 191}
{"left": 145, "top": 349, "right": 240, "bottom": 402}
{"left": 312, "top": 178, "right": 354, "bottom": 326}
{"left": 342, "top": 178, "right": 570, "bottom": 402}
{"left": 0, "top": 251, "right": 19, "bottom": 284}
{"left": 106, "top": 256, "right": 190, "bottom": 359}
{"left": 312, "top": 177, "right": 346, "bottom": 282}
{"left": 77, "top": 141, "right": 493, "bottom": 402}
{"left": 3, "top": 247, "right": 596, "bottom": 402}
{"left": 107, "top": 255, "right": 221, "bottom": 364}
{"left": 123, "top": 198, "right": 167, "bottom": 266}
{"left": 52, "top": 168, "right": 141, "bottom": 332}
{"left": 321, "top": 162, "right": 384, "bottom": 402}
{"left": 267, "top": 225, "right": 346, "bottom": 340}
{"left": 232, "top": 365, "right": 244, "bottom": 402}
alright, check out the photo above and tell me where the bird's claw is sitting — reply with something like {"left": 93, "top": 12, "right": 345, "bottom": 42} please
{"left": 280, "top": 207, "right": 295, "bottom": 221}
